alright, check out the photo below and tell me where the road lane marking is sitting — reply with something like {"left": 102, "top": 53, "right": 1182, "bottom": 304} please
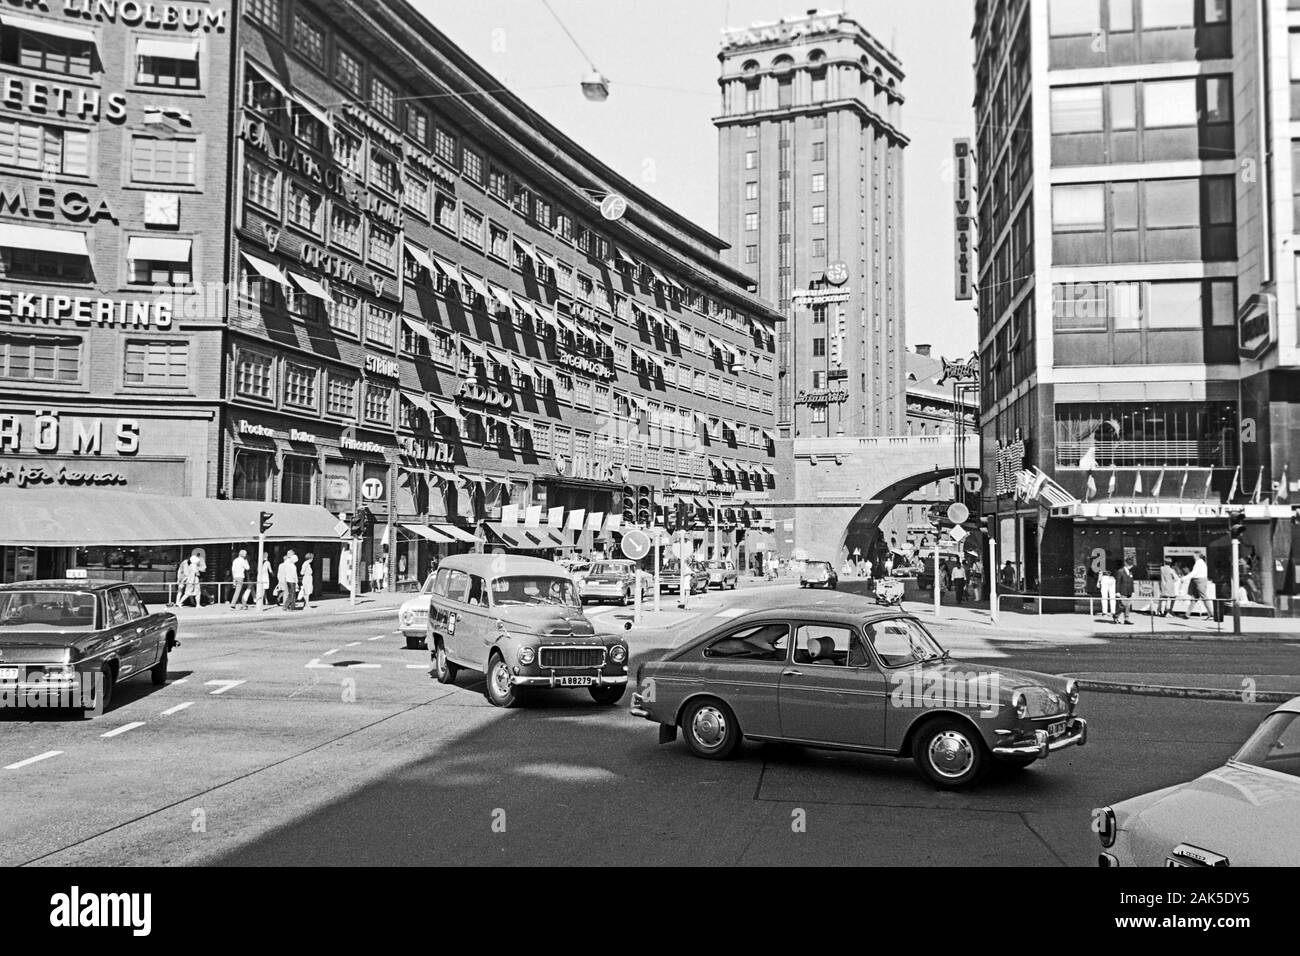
{"left": 170, "top": 678, "right": 188, "bottom": 685}
{"left": 406, "top": 663, "right": 429, "bottom": 669}
{"left": 345, "top": 641, "right": 362, "bottom": 647}
{"left": 306, "top": 659, "right": 330, "bottom": 669}
{"left": 346, "top": 663, "right": 381, "bottom": 669}
{"left": 368, "top": 635, "right": 386, "bottom": 641}
{"left": 160, "top": 702, "right": 193, "bottom": 716}
{"left": 101, "top": 722, "right": 145, "bottom": 738}
{"left": 4, "top": 751, "right": 63, "bottom": 770}
{"left": 204, "top": 680, "right": 246, "bottom": 695}
{"left": 323, "top": 649, "right": 339, "bottom": 657}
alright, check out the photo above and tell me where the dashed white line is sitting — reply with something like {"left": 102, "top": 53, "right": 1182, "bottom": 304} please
{"left": 323, "top": 649, "right": 339, "bottom": 657}
{"left": 345, "top": 641, "right": 362, "bottom": 647}
{"left": 170, "top": 677, "right": 188, "bottom": 686}
{"left": 4, "top": 750, "right": 63, "bottom": 770}
{"left": 346, "top": 663, "right": 381, "bottom": 669}
{"left": 368, "top": 635, "right": 387, "bottom": 642}
{"left": 160, "top": 702, "right": 194, "bottom": 716}
{"left": 204, "top": 679, "right": 247, "bottom": 695}
{"left": 100, "top": 721, "right": 146, "bottom": 739}
{"left": 406, "top": 663, "right": 429, "bottom": 669}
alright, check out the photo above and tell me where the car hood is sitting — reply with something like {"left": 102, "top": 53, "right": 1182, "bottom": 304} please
{"left": 400, "top": 595, "right": 431, "bottom": 613}
{"left": 889, "top": 659, "right": 1069, "bottom": 713}
{"left": 1116, "top": 763, "right": 1300, "bottom": 866}
{"left": 494, "top": 605, "right": 595, "bottom": 638}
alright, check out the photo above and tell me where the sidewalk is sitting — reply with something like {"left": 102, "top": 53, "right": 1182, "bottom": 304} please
{"left": 163, "top": 590, "right": 409, "bottom": 625}
{"left": 1065, "top": 672, "right": 1300, "bottom": 704}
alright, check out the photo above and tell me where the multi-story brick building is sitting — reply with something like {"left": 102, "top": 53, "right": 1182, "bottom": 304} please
{"left": 0, "top": 0, "right": 782, "bottom": 591}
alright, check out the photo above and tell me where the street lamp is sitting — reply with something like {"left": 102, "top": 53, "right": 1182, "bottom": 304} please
{"left": 581, "top": 70, "right": 611, "bottom": 102}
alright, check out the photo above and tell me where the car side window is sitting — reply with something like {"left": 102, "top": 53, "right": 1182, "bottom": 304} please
{"left": 793, "top": 625, "right": 864, "bottom": 666}
{"left": 444, "top": 570, "right": 469, "bottom": 604}
{"left": 466, "top": 575, "right": 486, "bottom": 606}
{"left": 105, "top": 589, "right": 130, "bottom": 627}
{"left": 703, "top": 623, "right": 789, "bottom": 662}
{"left": 120, "top": 587, "right": 146, "bottom": 620}
{"left": 432, "top": 567, "right": 451, "bottom": 597}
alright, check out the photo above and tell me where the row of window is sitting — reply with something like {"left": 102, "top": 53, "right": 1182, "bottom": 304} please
{"left": 0, "top": 334, "right": 188, "bottom": 388}
{"left": 1047, "top": 0, "right": 1232, "bottom": 69}
{"left": 0, "top": 237, "right": 194, "bottom": 286}
{"left": 0, "top": 117, "right": 198, "bottom": 185}
{"left": 0, "top": 20, "right": 202, "bottom": 88}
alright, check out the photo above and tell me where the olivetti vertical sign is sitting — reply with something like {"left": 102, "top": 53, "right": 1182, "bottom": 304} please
{"left": 953, "top": 138, "right": 974, "bottom": 302}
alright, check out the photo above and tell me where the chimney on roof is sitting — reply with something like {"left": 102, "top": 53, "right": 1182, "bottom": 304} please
{"left": 915, "top": 344, "right": 931, "bottom": 357}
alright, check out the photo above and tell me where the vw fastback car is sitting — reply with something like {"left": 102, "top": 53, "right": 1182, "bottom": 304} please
{"left": 0, "top": 580, "right": 177, "bottom": 715}
{"left": 630, "top": 607, "right": 1086, "bottom": 789}
{"left": 426, "top": 554, "right": 629, "bottom": 707}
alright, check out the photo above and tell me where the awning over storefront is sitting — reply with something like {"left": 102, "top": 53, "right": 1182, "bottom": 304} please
{"left": 127, "top": 236, "right": 192, "bottom": 262}
{"left": 0, "top": 223, "right": 88, "bottom": 256}
{"left": 486, "top": 523, "right": 568, "bottom": 550}
{"left": 0, "top": 489, "right": 343, "bottom": 547}
{"left": 430, "top": 469, "right": 459, "bottom": 483}
{"left": 402, "top": 523, "right": 456, "bottom": 544}
{"left": 0, "top": 12, "right": 96, "bottom": 44}
{"left": 437, "top": 523, "right": 482, "bottom": 544}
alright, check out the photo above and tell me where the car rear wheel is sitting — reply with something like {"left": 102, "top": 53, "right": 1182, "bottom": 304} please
{"left": 484, "top": 654, "right": 518, "bottom": 708}
{"left": 150, "top": 646, "right": 169, "bottom": 686}
{"left": 681, "top": 698, "right": 741, "bottom": 760}
{"left": 589, "top": 684, "right": 625, "bottom": 705}
{"left": 89, "top": 663, "right": 115, "bottom": 714}
{"left": 912, "top": 717, "right": 986, "bottom": 789}
{"left": 433, "top": 641, "right": 459, "bottom": 685}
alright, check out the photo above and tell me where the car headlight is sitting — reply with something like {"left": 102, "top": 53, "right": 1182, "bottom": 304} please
{"left": 518, "top": 646, "right": 536, "bottom": 665}
{"left": 1096, "top": 806, "right": 1116, "bottom": 848}
{"left": 1012, "top": 691, "right": 1028, "bottom": 719}
{"left": 400, "top": 610, "right": 414, "bottom": 627}
{"left": 610, "top": 644, "right": 627, "bottom": 663}
{"left": 1066, "top": 678, "right": 1080, "bottom": 709}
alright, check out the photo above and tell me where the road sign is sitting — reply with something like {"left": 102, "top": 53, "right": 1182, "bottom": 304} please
{"left": 963, "top": 473, "right": 983, "bottom": 494}
{"left": 333, "top": 519, "right": 350, "bottom": 538}
{"left": 949, "top": 526, "right": 969, "bottom": 545}
{"left": 946, "top": 502, "right": 969, "bottom": 525}
{"left": 600, "top": 194, "right": 627, "bottom": 221}
{"left": 361, "top": 478, "right": 384, "bottom": 501}
{"left": 621, "top": 529, "right": 651, "bottom": 561}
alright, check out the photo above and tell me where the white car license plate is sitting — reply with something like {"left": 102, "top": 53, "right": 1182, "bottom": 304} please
{"left": 0, "top": 668, "right": 18, "bottom": 681}
{"left": 557, "top": 676, "right": 593, "bottom": 687}
{"left": 1048, "top": 719, "right": 1067, "bottom": 737}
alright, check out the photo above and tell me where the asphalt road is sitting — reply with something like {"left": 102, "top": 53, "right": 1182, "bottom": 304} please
{"left": 0, "top": 583, "right": 1279, "bottom": 866}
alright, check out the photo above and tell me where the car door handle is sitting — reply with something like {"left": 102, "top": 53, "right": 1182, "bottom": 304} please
{"left": 136, "top": 627, "right": 145, "bottom": 635}
{"left": 782, "top": 669, "right": 802, "bottom": 677}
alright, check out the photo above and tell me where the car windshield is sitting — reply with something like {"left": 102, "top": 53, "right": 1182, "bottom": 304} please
{"left": 0, "top": 590, "right": 97, "bottom": 631}
{"left": 491, "top": 576, "right": 580, "bottom": 607}
{"left": 589, "top": 562, "right": 630, "bottom": 575}
{"left": 808, "top": 562, "right": 831, "bottom": 571}
{"left": 1233, "top": 711, "right": 1300, "bottom": 779}
{"left": 864, "top": 617, "right": 946, "bottom": 666}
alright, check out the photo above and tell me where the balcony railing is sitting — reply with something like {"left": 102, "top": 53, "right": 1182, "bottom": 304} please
{"left": 1056, "top": 440, "right": 1234, "bottom": 468}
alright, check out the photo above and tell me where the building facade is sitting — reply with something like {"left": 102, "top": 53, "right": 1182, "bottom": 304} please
{"left": 976, "top": 0, "right": 1300, "bottom": 610}
{"left": 0, "top": 0, "right": 782, "bottom": 590}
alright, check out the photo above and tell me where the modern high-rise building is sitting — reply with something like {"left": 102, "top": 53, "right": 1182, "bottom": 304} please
{"left": 715, "top": 9, "right": 908, "bottom": 440}
{"left": 976, "top": 0, "right": 1300, "bottom": 611}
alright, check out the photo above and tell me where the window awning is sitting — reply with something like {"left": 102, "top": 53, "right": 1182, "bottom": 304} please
{"left": 242, "top": 251, "right": 289, "bottom": 285}
{"left": 288, "top": 271, "right": 330, "bottom": 300}
{"left": 512, "top": 236, "right": 537, "bottom": 260}
{"left": 401, "top": 523, "right": 456, "bottom": 544}
{"left": 437, "top": 523, "right": 483, "bottom": 544}
{"left": 485, "top": 345, "right": 510, "bottom": 366}
{"left": 430, "top": 397, "right": 462, "bottom": 421}
{"left": 293, "top": 95, "right": 332, "bottom": 128}
{"left": 0, "top": 11, "right": 96, "bottom": 44}
{"left": 535, "top": 364, "right": 559, "bottom": 384}
{"left": 555, "top": 313, "right": 579, "bottom": 335}
{"left": 0, "top": 223, "right": 88, "bottom": 257}
{"left": 613, "top": 246, "right": 637, "bottom": 266}
{"left": 404, "top": 242, "right": 436, "bottom": 274}
{"left": 535, "top": 248, "right": 559, "bottom": 272}
{"left": 127, "top": 236, "right": 192, "bottom": 262}
{"left": 137, "top": 36, "right": 199, "bottom": 60}
{"left": 430, "top": 469, "right": 458, "bottom": 482}
{"left": 510, "top": 354, "right": 535, "bottom": 376}
{"left": 401, "top": 315, "right": 435, "bottom": 341}
{"left": 512, "top": 297, "right": 539, "bottom": 321}
{"left": 647, "top": 264, "right": 669, "bottom": 286}
{"left": 489, "top": 284, "right": 517, "bottom": 311}
{"left": 460, "top": 339, "right": 488, "bottom": 360}
{"left": 462, "top": 272, "right": 491, "bottom": 301}
{"left": 400, "top": 391, "right": 434, "bottom": 415}
{"left": 0, "top": 488, "right": 343, "bottom": 547}
{"left": 485, "top": 523, "right": 568, "bottom": 550}
{"left": 432, "top": 256, "right": 463, "bottom": 285}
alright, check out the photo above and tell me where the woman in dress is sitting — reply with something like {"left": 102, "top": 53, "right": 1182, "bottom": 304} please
{"left": 299, "top": 553, "right": 315, "bottom": 609}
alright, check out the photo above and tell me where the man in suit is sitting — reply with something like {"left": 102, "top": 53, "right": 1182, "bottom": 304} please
{"left": 1114, "top": 556, "right": 1136, "bottom": 625}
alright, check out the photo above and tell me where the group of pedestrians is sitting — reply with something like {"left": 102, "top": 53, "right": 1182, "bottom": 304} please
{"left": 228, "top": 549, "right": 314, "bottom": 611}
{"left": 1098, "top": 553, "right": 1213, "bottom": 624}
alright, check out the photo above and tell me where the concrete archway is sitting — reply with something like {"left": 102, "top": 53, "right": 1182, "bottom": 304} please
{"left": 843, "top": 466, "right": 966, "bottom": 560}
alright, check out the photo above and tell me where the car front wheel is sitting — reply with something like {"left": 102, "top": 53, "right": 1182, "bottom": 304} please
{"left": 484, "top": 654, "right": 518, "bottom": 708}
{"left": 912, "top": 717, "right": 986, "bottom": 789}
{"left": 433, "top": 641, "right": 459, "bottom": 685}
{"left": 589, "top": 684, "right": 625, "bottom": 705}
{"left": 681, "top": 698, "right": 741, "bottom": 760}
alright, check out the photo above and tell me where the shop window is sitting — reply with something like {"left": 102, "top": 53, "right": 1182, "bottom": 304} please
{"left": 232, "top": 449, "right": 273, "bottom": 501}
{"left": 1, "top": 248, "right": 90, "bottom": 284}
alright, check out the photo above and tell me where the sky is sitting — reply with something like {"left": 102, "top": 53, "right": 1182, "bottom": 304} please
{"left": 411, "top": 0, "right": 977, "bottom": 356}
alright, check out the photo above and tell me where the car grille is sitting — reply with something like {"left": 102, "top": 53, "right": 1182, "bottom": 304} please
{"left": 539, "top": 647, "right": 605, "bottom": 668}
{"left": 1022, "top": 686, "right": 1067, "bottom": 718}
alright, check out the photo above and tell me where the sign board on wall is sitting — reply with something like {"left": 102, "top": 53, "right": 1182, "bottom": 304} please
{"left": 953, "top": 138, "right": 974, "bottom": 301}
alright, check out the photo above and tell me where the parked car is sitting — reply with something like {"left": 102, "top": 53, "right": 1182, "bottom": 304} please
{"left": 426, "top": 554, "right": 629, "bottom": 707}
{"left": 578, "top": 559, "right": 652, "bottom": 605}
{"left": 799, "top": 561, "right": 839, "bottom": 589}
{"left": 1095, "top": 696, "right": 1300, "bottom": 866}
{"left": 874, "top": 577, "right": 905, "bottom": 606}
{"left": 916, "top": 550, "right": 960, "bottom": 592}
{"left": 0, "top": 579, "right": 178, "bottom": 715}
{"left": 661, "top": 560, "right": 709, "bottom": 594}
{"left": 630, "top": 607, "right": 1087, "bottom": 789}
{"left": 398, "top": 573, "right": 437, "bottom": 649}
{"left": 706, "top": 560, "right": 739, "bottom": 590}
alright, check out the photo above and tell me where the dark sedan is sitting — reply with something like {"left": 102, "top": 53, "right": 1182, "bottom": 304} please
{"left": 0, "top": 580, "right": 177, "bottom": 715}
{"left": 630, "top": 607, "right": 1086, "bottom": 789}
{"left": 799, "top": 560, "right": 839, "bottom": 589}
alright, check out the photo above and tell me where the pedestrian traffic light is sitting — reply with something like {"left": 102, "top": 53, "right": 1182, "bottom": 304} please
{"left": 637, "top": 485, "right": 654, "bottom": 528}
{"left": 622, "top": 485, "right": 637, "bottom": 526}
{"left": 1229, "top": 509, "right": 1246, "bottom": 540}
{"left": 259, "top": 511, "right": 274, "bottom": 534}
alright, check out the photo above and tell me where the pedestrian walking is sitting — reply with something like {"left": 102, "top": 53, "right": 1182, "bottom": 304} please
{"left": 970, "top": 557, "right": 983, "bottom": 600}
{"left": 952, "top": 560, "right": 967, "bottom": 603}
{"left": 1158, "top": 556, "right": 1179, "bottom": 616}
{"left": 1000, "top": 560, "right": 1017, "bottom": 592}
{"left": 1114, "top": 557, "right": 1135, "bottom": 624}
{"left": 256, "top": 552, "right": 273, "bottom": 609}
{"left": 230, "top": 549, "right": 252, "bottom": 609}
{"left": 169, "top": 557, "right": 187, "bottom": 607}
{"left": 1099, "top": 566, "right": 1116, "bottom": 618}
{"left": 1182, "top": 553, "right": 1212, "bottom": 618}
{"left": 177, "top": 551, "right": 203, "bottom": 607}
{"left": 278, "top": 551, "right": 299, "bottom": 611}
{"left": 298, "top": 552, "right": 314, "bottom": 609}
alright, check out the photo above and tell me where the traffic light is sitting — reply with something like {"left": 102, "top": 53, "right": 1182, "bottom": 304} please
{"left": 636, "top": 485, "right": 654, "bottom": 528}
{"left": 350, "top": 506, "right": 373, "bottom": 539}
{"left": 622, "top": 485, "right": 637, "bottom": 526}
{"left": 1229, "top": 509, "right": 1246, "bottom": 540}
{"left": 259, "top": 511, "right": 274, "bottom": 535}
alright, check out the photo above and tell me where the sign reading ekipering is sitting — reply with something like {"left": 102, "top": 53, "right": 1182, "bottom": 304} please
{"left": 953, "top": 138, "right": 974, "bottom": 301}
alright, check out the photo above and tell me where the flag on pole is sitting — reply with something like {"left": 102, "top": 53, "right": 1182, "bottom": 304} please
{"left": 1133, "top": 471, "right": 1143, "bottom": 495}
{"left": 1227, "top": 465, "right": 1240, "bottom": 503}
{"left": 1079, "top": 444, "right": 1099, "bottom": 473}
{"left": 1252, "top": 466, "right": 1264, "bottom": 504}
{"left": 1151, "top": 468, "right": 1164, "bottom": 497}
{"left": 1279, "top": 466, "right": 1290, "bottom": 503}
{"left": 1202, "top": 469, "right": 1214, "bottom": 500}
{"left": 1178, "top": 469, "right": 1189, "bottom": 499}
{"left": 380, "top": 523, "right": 390, "bottom": 547}
{"left": 1085, "top": 472, "right": 1097, "bottom": 501}
{"left": 1107, "top": 468, "right": 1117, "bottom": 497}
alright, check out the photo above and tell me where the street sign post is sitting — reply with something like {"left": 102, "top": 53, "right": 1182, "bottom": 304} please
{"left": 621, "top": 529, "right": 651, "bottom": 627}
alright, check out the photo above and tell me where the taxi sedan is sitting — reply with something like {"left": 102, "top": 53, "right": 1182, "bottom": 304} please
{"left": 630, "top": 606, "right": 1086, "bottom": 789}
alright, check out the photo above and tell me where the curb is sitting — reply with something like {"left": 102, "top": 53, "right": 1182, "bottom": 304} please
{"left": 1073, "top": 678, "right": 1295, "bottom": 704}
{"left": 172, "top": 603, "right": 401, "bottom": 626}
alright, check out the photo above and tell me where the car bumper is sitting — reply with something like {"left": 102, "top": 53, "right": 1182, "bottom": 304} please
{"left": 992, "top": 717, "right": 1087, "bottom": 758}
{"left": 629, "top": 690, "right": 652, "bottom": 717}
{"left": 581, "top": 585, "right": 626, "bottom": 598}
{"left": 511, "top": 672, "right": 629, "bottom": 688}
